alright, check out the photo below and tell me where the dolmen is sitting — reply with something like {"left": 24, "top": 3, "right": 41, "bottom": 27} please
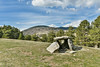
{"left": 47, "top": 36, "right": 76, "bottom": 53}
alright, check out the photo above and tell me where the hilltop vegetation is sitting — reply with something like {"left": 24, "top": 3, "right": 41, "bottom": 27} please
{"left": 0, "top": 16, "right": 100, "bottom": 48}
{"left": 0, "top": 39, "right": 100, "bottom": 67}
{"left": 0, "top": 25, "right": 21, "bottom": 39}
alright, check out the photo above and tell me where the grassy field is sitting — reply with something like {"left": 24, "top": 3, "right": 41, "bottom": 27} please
{"left": 0, "top": 38, "right": 100, "bottom": 67}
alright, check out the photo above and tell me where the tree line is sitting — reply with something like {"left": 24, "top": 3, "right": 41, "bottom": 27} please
{"left": 39, "top": 16, "right": 100, "bottom": 48}
{"left": 0, "top": 16, "right": 100, "bottom": 48}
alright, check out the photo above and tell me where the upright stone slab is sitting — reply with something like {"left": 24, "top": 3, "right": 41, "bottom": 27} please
{"left": 47, "top": 42, "right": 60, "bottom": 53}
{"left": 68, "top": 39, "right": 74, "bottom": 51}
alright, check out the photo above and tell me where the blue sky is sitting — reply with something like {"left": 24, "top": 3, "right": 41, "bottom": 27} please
{"left": 0, "top": 0, "right": 100, "bottom": 30}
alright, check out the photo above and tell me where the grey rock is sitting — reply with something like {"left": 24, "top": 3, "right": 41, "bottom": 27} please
{"left": 68, "top": 39, "right": 74, "bottom": 51}
{"left": 47, "top": 42, "right": 60, "bottom": 53}
{"left": 69, "top": 51, "right": 76, "bottom": 54}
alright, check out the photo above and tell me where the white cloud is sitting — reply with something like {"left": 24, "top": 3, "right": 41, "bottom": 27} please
{"left": 32, "top": 0, "right": 100, "bottom": 8}
{"left": 96, "top": 8, "right": 100, "bottom": 13}
{"left": 68, "top": 8, "right": 77, "bottom": 11}
{"left": 46, "top": 10, "right": 52, "bottom": 14}
{"left": 16, "top": 21, "right": 46, "bottom": 31}
{"left": 16, "top": 21, "right": 42, "bottom": 25}
{"left": 63, "top": 20, "right": 82, "bottom": 27}
{"left": 32, "top": 0, "right": 63, "bottom": 7}
{"left": 48, "top": 24, "right": 57, "bottom": 27}
{"left": 0, "top": 25, "right": 3, "bottom": 27}
{"left": 98, "top": 8, "right": 100, "bottom": 11}
{"left": 26, "top": 1, "right": 30, "bottom": 5}
{"left": 18, "top": 0, "right": 24, "bottom": 2}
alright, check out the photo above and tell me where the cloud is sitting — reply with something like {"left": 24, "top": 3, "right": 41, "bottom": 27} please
{"left": 48, "top": 24, "right": 57, "bottom": 27}
{"left": 32, "top": 0, "right": 100, "bottom": 8}
{"left": 0, "top": 25, "right": 3, "bottom": 27}
{"left": 26, "top": 1, "right": 31, "bottom": 5}
{"left": 18, "top": 0, "right": 24, "bottom": 2}
{"left": 68, "top": 8, "right": 77, "bottom": 11}
{"left": 16, "top": 21, "right": 46, "bottom": 31}
{"left": 32, "top": 0, "right": 63, "bottom": 8}
{"left": 16, "top": 21, "right": 42, "bottom": 25}
{"left": 98, "top": 8, "right": 100, "bottom": 11}
{"left": 63, "top": 20, "right": 82, "bottom": 27}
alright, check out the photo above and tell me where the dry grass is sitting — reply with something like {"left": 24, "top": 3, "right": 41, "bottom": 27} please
{"left": 0, "top": 38, "right": 100, "bottom": 67}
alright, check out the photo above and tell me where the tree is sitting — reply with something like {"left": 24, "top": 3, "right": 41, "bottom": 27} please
{"left": 47, "top": 31, "right": 56, "bottom": 42}
{"left": 31, "top": 34, "right": 38, "bottom": 41}
{"left": 1, "top": 25, "right": 20, "bottom": 39}
{"left": 75, "top": 20, "right": 90, "bottom": 45}
{"left": 24, "top": 35, "right": 31, "bottom": 40}
{"left": 18, "top": 32, "right": 24, "bottom": 40}
{"left": 2, "top": 29, "right": 12, "bottom": 38}
{"left": 89, "top": 28, "right": 100, "bottom": 48}
{"left": 89, "top": 16, "right": 100, "bottom": 48}
{"left": 41, "top": 34, "right": 48, "bottom": 42}
{"left": 92, "top": 16, "right": 100, "bottom": 28}
{"left": 0, "top": 30, "right": 3, "bottom": 38}
{"left": 10, "top": 27, "right": 20, "bottom": 39}
{"left": 56, "top": 29, "right": 64, "bottom": 37}
{"left": 66, "top": 26, "right": 75, "bottom": 37}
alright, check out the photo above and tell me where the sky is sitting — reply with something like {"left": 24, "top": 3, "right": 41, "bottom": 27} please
{"left": 0, "top": 0, "right": 100, "bottom": 31}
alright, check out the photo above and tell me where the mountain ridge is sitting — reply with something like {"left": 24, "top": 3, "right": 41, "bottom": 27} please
{"left": 22, "top": 25, "right": 76, "bottom": 35}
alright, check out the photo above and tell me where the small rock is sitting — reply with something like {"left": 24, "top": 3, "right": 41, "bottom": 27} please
{"left": 69, "top": 51, "right": 76, "bottom": 54}
{"left": 73, "top": 54, "right": 76, "bottom": 56}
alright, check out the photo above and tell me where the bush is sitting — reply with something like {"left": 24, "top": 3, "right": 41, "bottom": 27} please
{"left": 31, "top": 34, "right": 38, "bottom": 41}
{"left": 24, "top": 35, "right": 31, "bottom": 40}
{"left": 41, "top": 34, "right": 47, "bottom": 42}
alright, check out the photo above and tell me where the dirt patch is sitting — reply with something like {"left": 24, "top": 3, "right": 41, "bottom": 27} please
{"left": 49, "top": 62, "right": 58, "bottom": 67}
{"left": 21, "top": 51, "right": 32, "bottom": 56}
{"left": 42, "top": 56, "right": 54, "bottom": 62}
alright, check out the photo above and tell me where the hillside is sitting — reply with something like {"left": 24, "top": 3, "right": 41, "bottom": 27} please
{"left": 23, "top": 25, "right": 59, "bottom": 35}
{"left": 22, "top": 25, "right": 76, "bottom": 35}
{"left": 0, "top": 38, "right": 100, "bottom": 67}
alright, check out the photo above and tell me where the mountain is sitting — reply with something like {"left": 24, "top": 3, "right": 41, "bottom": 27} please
{"left": 22, "top": 25, "right": 76, "bottom": 35}
{"left": 59, "top": 27, "right": 77, "bottom": 30}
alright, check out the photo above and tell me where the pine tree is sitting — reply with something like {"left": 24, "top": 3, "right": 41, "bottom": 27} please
{"left": 56, "top": 29, "right": 64, "bottom": 37}
{"left": 2, "top": 29, "right": 12, "bottom": 38}
{"left": 66, "top": 26, "right": 75, "bottom": 37}
{"left": 92, "top": 16, "right": 100, "bottom": 28}
{"left": 41, "top": 34, "right": 47, "bottom": 42}
{"left": 47, "top": 31, "right": 55, "bottom": 42}
{"left": 0, "top": 30, "right": 3, "bottom": 38}
{"left": 11, "top": 27, "right": 20, "bottom": 39}
{"left": 75, "top": 20, "right": 90, "bottom": 46}
{"left": 89, "top": 16, "right": 100, "bottom": 48}
{"left": 1, "top": 25, "right": 20, "bottom": 39}
{"left": 18, "top": 32, "right": 24, "bottom": 40}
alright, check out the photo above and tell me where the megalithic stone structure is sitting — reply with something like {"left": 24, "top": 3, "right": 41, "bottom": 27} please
{"left": 47, "top": 36, "right": 75, "bottom": 53}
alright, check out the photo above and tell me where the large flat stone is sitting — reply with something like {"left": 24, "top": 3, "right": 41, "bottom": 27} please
{"left": 47, "top": 42, "right": 60, "bottom": 53}
{"left": 54, "top": 36, "right": 72, "bottom": 41}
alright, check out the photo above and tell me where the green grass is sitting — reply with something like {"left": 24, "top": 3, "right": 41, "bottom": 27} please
{"left": 0, "top": 38, "right": 100, "bottom": 67}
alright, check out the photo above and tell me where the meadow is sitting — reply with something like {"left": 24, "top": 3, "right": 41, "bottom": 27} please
{"left": 0, "top": 38, "right": 100, "bottom": 67}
